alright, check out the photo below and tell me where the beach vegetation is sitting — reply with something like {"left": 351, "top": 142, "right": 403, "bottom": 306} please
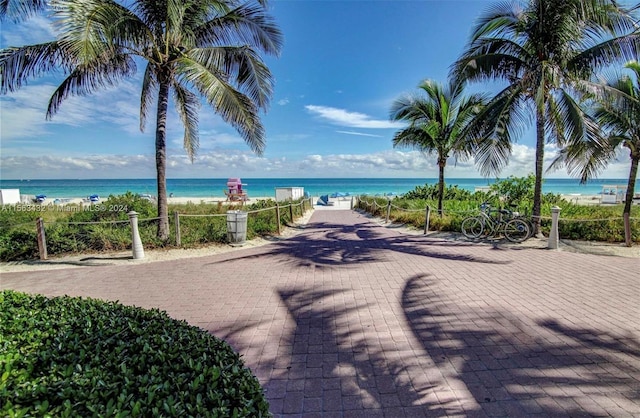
{"left": 0, "top": 0, "right": 282, "bottom": 241}
{"left": 0, "top": 290, "right": 270, "bottom": 417}
{"left": 0, "top": 194, "right": 309, "bottom": 261}
{"left": 551, "top": 61, "right": 640, "bottom": 246}
{"left": 451, "top": 0, "right": 639, "bottom": 235}
{"left": 356, "top": 180, "right": 639, "bottom": 244}
{"left": 402, "top": 183, "right": 475, "bottom": 201}
{"left": 390, "top": 80, "right": 489, "bottom": 216}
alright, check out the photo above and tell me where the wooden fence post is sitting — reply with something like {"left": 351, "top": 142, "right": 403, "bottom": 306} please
{"left": 174, "top": 211, "right": 181, "bottom": 246}
{"left": 385, "top": 200, "right": 392, "bottom": 223}
{"left": 289, "top": 204, "right": 294, "bottom": 223}
{"left": 424, "top": 205, "right": 431, "bottom": 234}
{"left": 36, "top": 217, "right": 47, "bottom": 260}
{"left": 276, "top": 204, "right": 281, "bottom": 235}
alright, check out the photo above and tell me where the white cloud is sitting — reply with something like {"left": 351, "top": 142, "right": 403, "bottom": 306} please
{"left": 277, "top": 98, "right": 290, "bottom": 106}
{"left": 305, "top": 105, "right": 402, "bottom": 129}
{"left": 1, "top": 15, "right": 55, "bottom": 47}
{"left": 0, "top": 82, "right": 142, "bottom": 141}
{"left": 1, "top": 144, "right": 636, "bottom": 180}
{"left": 336, "top": 131, "right": 383, "bottom": 138}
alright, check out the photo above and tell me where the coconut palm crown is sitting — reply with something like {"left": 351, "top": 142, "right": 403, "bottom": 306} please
{"left": 390, "top": 79, "right": 488, "bottom": 214}
{"left": 450, "top": 0, "right": 639, "bottom": 234}
{"left": 0, "top": 0, "right": 282, "bottom": 239}
{"left": 551, "top": 61, "right": 640, "bottom": 245}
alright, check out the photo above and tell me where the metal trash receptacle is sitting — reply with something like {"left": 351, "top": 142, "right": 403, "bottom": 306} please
{"left": 226, "top": 210, "right": 248, "bottom": 245}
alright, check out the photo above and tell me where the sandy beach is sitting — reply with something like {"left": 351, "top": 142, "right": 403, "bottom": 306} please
{"left": 21, "top": 195, "right": 280, "bottom": 207}
{"left": 20, "top": 193, "right": 611, "bottom": 207}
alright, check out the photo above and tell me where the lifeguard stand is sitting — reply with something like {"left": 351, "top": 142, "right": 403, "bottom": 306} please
{"left": 225, "top": 178, "right": 247, "bottom": 201}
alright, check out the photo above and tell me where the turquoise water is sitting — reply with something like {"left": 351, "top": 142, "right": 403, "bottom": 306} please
{"left": 0, "top": 177, "right": 631, "bottom": 199}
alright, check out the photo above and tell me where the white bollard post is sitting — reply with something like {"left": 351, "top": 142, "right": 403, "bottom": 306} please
{"left": 128, "top": 211, "right": 145, "bottom": 259}
{"left": 548, "top": 206, "right": 561, "bottom": 250}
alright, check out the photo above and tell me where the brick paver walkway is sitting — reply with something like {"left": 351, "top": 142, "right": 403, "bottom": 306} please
{"left": 2, "top": 209, "right": 639, "bottom": 417}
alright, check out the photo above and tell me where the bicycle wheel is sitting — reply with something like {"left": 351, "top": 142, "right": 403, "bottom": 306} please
{"left": 461, "top": 217, "right": 483, "bottom": 239}
{"left": 504, "top": 219, "right": 529, "bottom": 243}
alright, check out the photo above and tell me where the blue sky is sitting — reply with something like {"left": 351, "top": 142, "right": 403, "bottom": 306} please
{"left": 0, "top": 0, "right": 636, "bottom": 180}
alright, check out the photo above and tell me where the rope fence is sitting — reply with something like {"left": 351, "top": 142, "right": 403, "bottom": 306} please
{"left": 27, "top": 199, "right": 312, "bottom": 260}
{"left": 355, "top": 196, "right": 638, "bottom": 244}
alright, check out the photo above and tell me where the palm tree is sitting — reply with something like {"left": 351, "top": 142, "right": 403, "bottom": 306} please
{"left": 451, "top": 0, "right": 639, "bottom": 235}
{"left": 551, "top": 61, "right": 640, "bottom": 246}
{"left": 389, "top": 79, "right": 488, "bottom": 214}
{"left": 0, "top": 0, "right": 282, "bottom": 240}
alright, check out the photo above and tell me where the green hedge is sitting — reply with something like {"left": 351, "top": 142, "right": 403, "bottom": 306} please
{"left": 0, "top": 290, "right": 270, "bottom": 417}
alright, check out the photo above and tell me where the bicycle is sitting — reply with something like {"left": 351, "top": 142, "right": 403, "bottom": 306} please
{"left": 503, "top": 204, "right": 536, "bottom": 239}
{"left": 461, "top": 203, "right": 530, "bottom": 243}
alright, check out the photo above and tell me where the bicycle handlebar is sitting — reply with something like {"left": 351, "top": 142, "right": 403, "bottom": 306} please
{"left": 479, "top": 202, "right": 515, "bottom": 217}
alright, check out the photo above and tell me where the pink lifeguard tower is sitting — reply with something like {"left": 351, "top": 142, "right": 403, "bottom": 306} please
{"left": 225, "top": 178, "right": 247, "bottom": 201}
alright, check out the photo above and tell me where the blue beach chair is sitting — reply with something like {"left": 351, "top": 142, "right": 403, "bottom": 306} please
{"left": 317, "top": 195, "right": 334, "bottom": 206}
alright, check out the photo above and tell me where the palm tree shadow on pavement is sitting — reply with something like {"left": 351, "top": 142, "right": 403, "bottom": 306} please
{"left": 402, "top": 274, "right": 640, "bottom": 416}
{"left": 207, "top": 218, "right": 514, "bottom": 269}
{"left": 264, "top": 286, "right": 459, "bottom": 416}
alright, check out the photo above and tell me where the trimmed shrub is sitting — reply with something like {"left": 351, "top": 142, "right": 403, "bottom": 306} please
{"left": 0, "top": 290, "right": 270, "bottom": 417}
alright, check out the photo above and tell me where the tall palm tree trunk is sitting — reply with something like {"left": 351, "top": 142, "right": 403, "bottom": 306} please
{"left": 155, "top": 81, "right": 170, "bottom": 241}
{"left": 437, "top": 157, "right": 446, "bottom": 216}
{"left": 532, "top": 107, "right": 546, "bottom": 237}
{"left": 622, "top": 151, "right": 638, "bottom": 247}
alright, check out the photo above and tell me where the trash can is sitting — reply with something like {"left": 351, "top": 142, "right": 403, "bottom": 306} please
{"left": 226, "top": 210, "right": 248, "bottom": 245}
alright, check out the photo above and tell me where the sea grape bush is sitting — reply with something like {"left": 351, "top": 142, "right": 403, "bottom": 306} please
{"left": 402, "top": 184, "right": 475, "bottom": 201}
{"left": 0, "top": 290, "right": 270, "bottom": 417}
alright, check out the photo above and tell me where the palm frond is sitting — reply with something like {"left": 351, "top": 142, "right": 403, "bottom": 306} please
{"left": 452, "top": 48, "right": 527, "bottom": 85}
{"left": 187, "top": 46, "right": 273, "bottom": 110}
{"left": 0, "top": 42, "right": 65, "bottom": 93}
{"left": 470, "top": 85, "right": 530, "bottom": 176}
{"left": 195, "top": 3, "right": 282, "bottom": 56}
{"left": 176, "top": 55, "right": 264, "bottom": 154}
{"left": 53, "top": 0, "right": 150, "bottom": 62}
{"left": 139, "top": 63, "right": 158, "bottom": 132}
{"left": 474, "top": 134, "right": 514, "bottom": 178}
{"left": 172, "top": 82, "right": 200, "bottom": 161}
{"left": 391, "top": 126, "right": 437, "bottom": 154}
{"left": 571, "top": 33, "right": 640, "bottom": 74}
{"left": 468, "top": 1, "right": 523, "bottom": 43}
{"left": 548, "top": 135, "right": 617, "bottom": 182}
{"left": 46, "top": 52, "right": 136, "bottom": 118}
{"left": 0, "top": 0, "right": 47, "bottom": 21}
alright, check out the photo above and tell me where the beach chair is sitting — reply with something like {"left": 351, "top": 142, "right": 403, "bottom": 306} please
{"left": 317, "top": 195, "right": 334, "bottom": 206}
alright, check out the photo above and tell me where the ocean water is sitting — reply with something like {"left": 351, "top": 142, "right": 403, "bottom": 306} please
{"left": 0, "top": 177, "right": 631, "bottom": 199}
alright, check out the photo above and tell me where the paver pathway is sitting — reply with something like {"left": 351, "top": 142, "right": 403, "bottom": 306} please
{"left": 2, "top": 209, "right": 639, "bottom": 417}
